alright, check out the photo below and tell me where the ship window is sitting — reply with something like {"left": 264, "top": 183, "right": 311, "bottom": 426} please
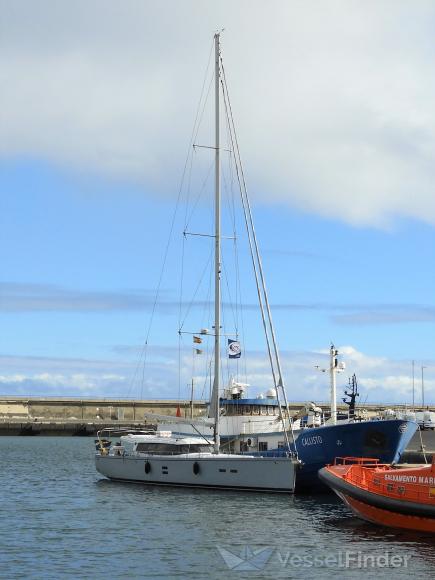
{"left": 253, "top": 405, "right": 260, "bottom": 415}
{"left": 260, "top": 406, "right": 267, "bottom": 415}
{"left": 373, "top": 478, "right": 380, "bottom": 486}
{"left": 397, "top": 486, "right": 405, "bottom": 494}
{"left": 277, "top": 441, "right": 284, "bottom": 449}
{"left": 219, "top": 468, "right": 226, "bottom": 473}
{"left": 135, "top": 442, "right": 211, "bottom": 455}
{"left": 188, "top": 445, "right": 212, "bottom": 453}
{"left": 386, "top": 483, "right": 394, "bottom": 492}
{"left": 230, "top": 469, "right": 238, "bottom": 473}
{"left": 258, "top": 442, "right": 268, "bottom": 452}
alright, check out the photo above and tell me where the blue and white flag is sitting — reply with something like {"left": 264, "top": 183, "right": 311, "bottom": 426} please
{"left": 228, "top": 339, "right": 241, "bottom": 359}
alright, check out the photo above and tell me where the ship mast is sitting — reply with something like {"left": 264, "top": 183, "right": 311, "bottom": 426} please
{"left": 329, "top": 344, "right": 345, "bottom": 425}
{"left": 212, "top": 32, "right": 221, "bottom": 453}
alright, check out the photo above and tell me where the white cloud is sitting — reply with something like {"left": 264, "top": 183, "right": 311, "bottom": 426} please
{"left": 2, "top": 1, "right": 435, "bottom": 226}
{"left": 0, "top": 370, "right": 129, "bottom": 397}
{"left": 245, "top": 345, "right": 435, "bottom": 405}
{"left": 1, "top": 344, "right": 433, "bottom": 404}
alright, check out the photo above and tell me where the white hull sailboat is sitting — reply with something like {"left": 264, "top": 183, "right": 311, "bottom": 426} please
{"left": 96, "top": 454, "right": 296, "bottom": 492}
{"left": 95, "top": 33, "right": 299, "bottom": 493}
{"left": 95, "top": 432, "right": 296, "bottom": 492}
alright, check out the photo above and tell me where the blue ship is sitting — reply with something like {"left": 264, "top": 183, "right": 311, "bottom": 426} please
{"left": 253, "top": 418, "right": 418, "bottom": 492}
{"left": 217, "top": 348, "right": 419, "bottom": 491}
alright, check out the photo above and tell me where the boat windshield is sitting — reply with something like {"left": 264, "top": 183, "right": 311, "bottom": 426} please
{"left": 135, "top": 442, "right": 212, "bottom": 455}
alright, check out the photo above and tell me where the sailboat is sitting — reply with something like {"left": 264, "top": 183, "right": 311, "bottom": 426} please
{"left": 95, "top": 33, "right": 299, "bottom": 493}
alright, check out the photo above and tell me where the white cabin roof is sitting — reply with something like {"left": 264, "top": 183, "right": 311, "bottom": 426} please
{"left": 120, "top": 433, "right": 214, "bottom": 446}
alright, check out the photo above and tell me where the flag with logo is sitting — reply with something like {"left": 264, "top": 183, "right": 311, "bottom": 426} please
{"left": 228, "top": 339, "right": 241, "bottom": 359}
{"left": 194, "top": 348, "right": 203, "bottom": 355}
{"left": 193, "top": 336, "right": 202, "bottom": 344}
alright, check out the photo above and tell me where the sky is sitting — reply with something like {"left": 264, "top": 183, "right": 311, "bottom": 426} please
{"left": 1, "top": 0, "right": 435, "bottom": 405}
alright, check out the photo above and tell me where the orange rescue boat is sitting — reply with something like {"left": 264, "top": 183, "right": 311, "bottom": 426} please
{"left": 318, "top": 456, "right": 435, "bottom": 533}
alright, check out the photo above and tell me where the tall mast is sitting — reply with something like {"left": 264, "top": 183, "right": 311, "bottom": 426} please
{"left": 330, "top": 344, "right": 337, "bottom": 425}
{"left": 213, "top": 32, "right": 221, "bottom": 453}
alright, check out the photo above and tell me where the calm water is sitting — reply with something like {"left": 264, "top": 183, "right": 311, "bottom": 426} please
{"left": 0, "top": 437, "right": 434, "bottom": 579}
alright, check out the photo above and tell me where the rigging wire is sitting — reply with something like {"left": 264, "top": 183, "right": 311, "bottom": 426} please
{"left": 225, "top": 119, "right": 247, "bottom": 383}
{"left": 184, "top": 159, "right": 215, "bottom": 231}
{"left": 220, "top": 68, "right": 277, "bottom": 389}
{"left": 221, "top": 260, "right": 237, "bottom": 335}
{"left": 178, "top": 245, "right": 214, "bottom": 331}
{"left": 133, "top": 39, "right": 215, "bottom": 399}
{"left": 220, "top": 59, "right": 294, "bottom": 452}
{"left": 200, "top": 245, "right": 214, "bottom": 401}
{"left": 220, "top": 153, "right": 239, "bottom": 336}
{"left": 193, "top": 72, "right": 215, "bottom": 146}
{"left": 178, "top": 204, "right": 188, "bottom": 404}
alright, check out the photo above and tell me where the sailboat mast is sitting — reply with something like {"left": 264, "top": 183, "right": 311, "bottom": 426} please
{"left": 213, "top": 32, "right": 221, "bottom": 453}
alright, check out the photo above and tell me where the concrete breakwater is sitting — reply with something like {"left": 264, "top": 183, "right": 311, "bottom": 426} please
{"left": 0, "top": 396, "right": 207, "bottom": 436}
{"left": 0, "top": 419, "right": 148, "bottom": 436}
{"left": 0, "top": 395, "right": 207, "bottom": 421}
{"left": 1, "top": 396, "right": 434, "bottom": 447}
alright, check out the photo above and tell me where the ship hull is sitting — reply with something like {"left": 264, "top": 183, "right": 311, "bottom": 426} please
{"left": 95, "top": 454, "right": 297, "bottom": 493}
{"left": 319, "top": 459, "right": 435, "bottom": 532}
{"left": 252, "top": 420, "right": 418, "bottom": 492}
{"left": 337, "top": 493, "right": 435, "bottom": 533}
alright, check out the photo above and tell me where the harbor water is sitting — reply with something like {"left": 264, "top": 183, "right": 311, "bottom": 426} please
{"left": 1, "top": 437, "right": 435, "bottom": 579}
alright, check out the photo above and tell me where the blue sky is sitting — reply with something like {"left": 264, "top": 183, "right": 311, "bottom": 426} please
{"left": 1, "top": 1, "right": 435, "bottom": 405}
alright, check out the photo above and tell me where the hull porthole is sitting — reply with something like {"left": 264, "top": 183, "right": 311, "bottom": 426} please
{"left": 193, "top": 461, "right": 200, "bottom": 475}
{"left": 145, "top": 461, "right": 151, "bottom": 474}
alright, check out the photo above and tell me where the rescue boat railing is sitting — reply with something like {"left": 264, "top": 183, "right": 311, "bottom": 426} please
{"left": 336, "top": 460, "right": 435, "bottom": 503}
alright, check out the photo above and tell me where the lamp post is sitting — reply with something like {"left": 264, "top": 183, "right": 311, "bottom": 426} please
{"left": 412, "top": 360, "right": 415, "bottom": 410}
{"left": 421, "top": 366, "right": 427, "bottom": 408}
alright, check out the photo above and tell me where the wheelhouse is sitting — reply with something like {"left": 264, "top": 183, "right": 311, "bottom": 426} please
{"left": 220, "top": 397, "right": 285, "bottom": 417}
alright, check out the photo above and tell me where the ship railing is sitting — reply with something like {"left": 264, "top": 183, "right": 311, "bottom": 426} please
{"left": 340, "top": 461, "right": 435, "bottom": 503}
{"left": 95, "top": 427, "right": 155, "bottom": 455}
{"left": 333, "top": 457, "right": 381, "bottom": 466}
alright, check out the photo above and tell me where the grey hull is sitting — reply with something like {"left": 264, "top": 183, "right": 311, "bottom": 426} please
{"left": 96, "top": 454, "right": 297, "bottom": 493}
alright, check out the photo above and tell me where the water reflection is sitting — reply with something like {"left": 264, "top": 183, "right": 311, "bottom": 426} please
{"left": 291, "top": 488, "right": 435, "bottom": 572}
